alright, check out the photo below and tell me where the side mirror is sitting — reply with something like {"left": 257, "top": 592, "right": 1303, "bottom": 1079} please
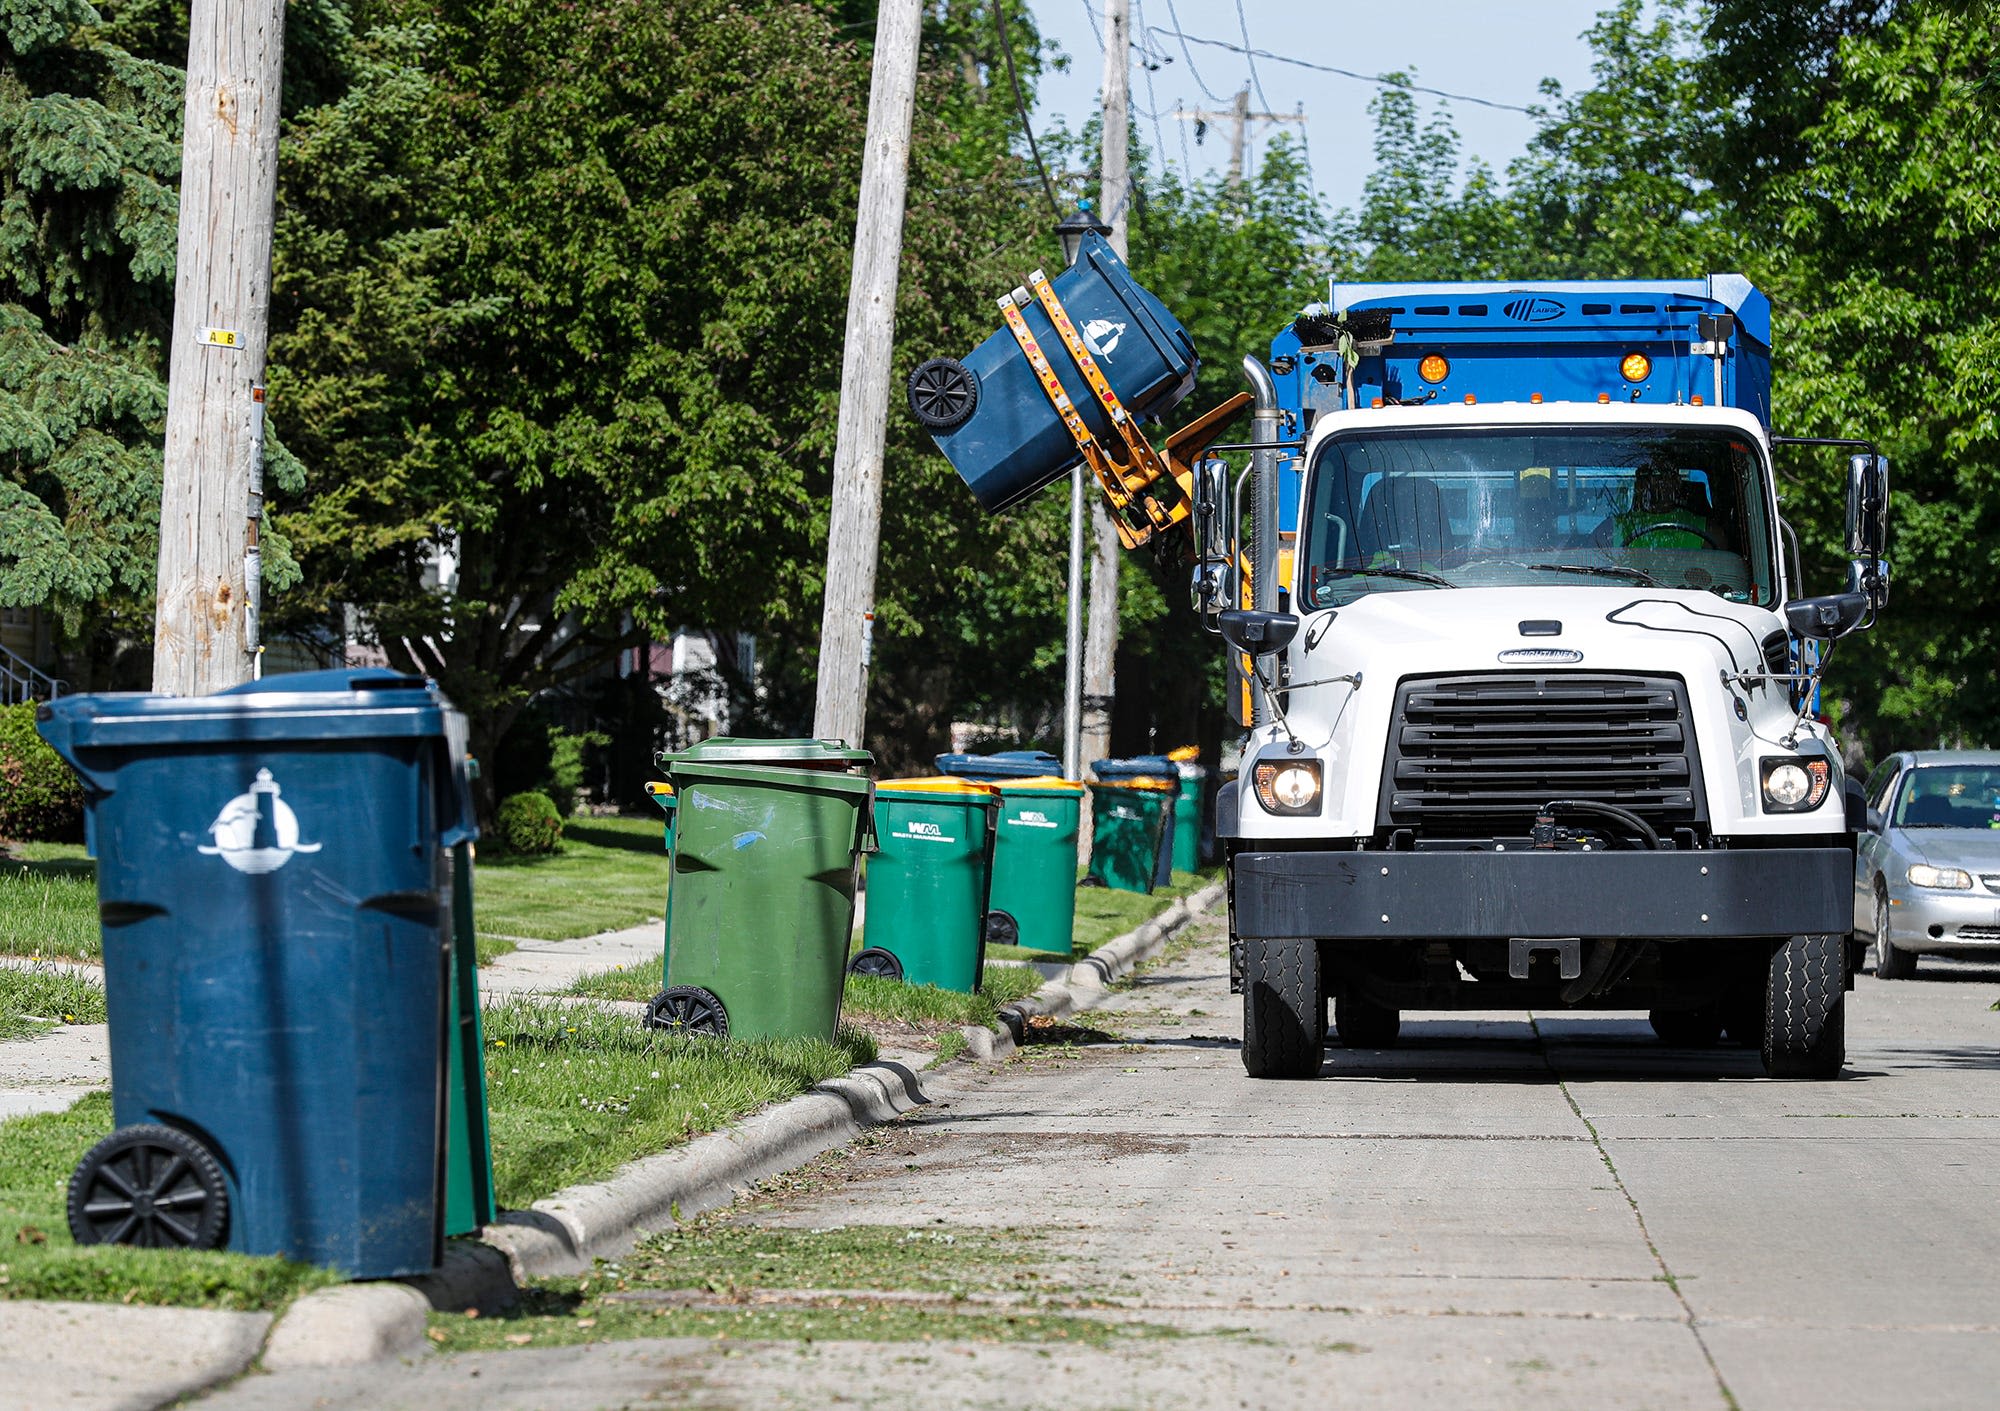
{"left": 1846, "top": 557, "right": 1891, "bottom": 613}
{"left": 1189, "top": 561, "right": 1232, "bottom": 627}
{"left": 1219, "top": 608, "right": 1300, "bottom": 658}
{"left": 1192, "top": 457, "right": 1231, "bottom": 562}
{"left": 1846, "top": 453, "right": 1889, "bottom": 560}
{"left": 1784, "top": 591, "right": 1870, "bottom": 640}
{"left": 1866, "top": 807, "right": 1887, "bottom": 833}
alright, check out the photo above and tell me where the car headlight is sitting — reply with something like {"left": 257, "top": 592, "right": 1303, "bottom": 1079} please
{"left": 1253, "top": 759, "right": 1323, "bottom": 816}
{"left": 1760, "top": 756, "right": 1832, "bottom": 812}
{"left": 1908, "top": 864, "right": 1974, "bottom": 890}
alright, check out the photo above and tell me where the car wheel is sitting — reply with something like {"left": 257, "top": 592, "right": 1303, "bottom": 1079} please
{"left": 1874, "top": 890, "right": 1916, "bottom": 980}
{"left": 1333, "top": 994, "right": 1401, "bottom": 1048}
{"left": 1240, "top": 938, "right": 1325, "bottom": 1080}
{"left": 1763, "top": 934, "right": 1846, "bottom": 1079}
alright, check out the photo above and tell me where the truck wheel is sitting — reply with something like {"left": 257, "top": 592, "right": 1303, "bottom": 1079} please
{"left": 1763, "top": 934, "right": 1846, "bottom": 1079}
{"left": 1240, "top": 938, "right": 1324, "bottom": 1080}
{"left": 1873, "top": 891, "right": 1916, "bottom": 979}
{"left": 1333, "top": 994, "right": 1401, "bottom": 1048}
{"left": 1649, "top": 1006, "right": 1722, "bottom": 1046}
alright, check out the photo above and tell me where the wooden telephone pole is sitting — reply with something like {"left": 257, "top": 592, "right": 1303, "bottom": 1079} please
{"left": 153, "top": 0, "right": 286, "bottom": 696}
{"left": 813, "top": 0, "right": 924, "bottom": 748}
{"left": 1079, "top": 0, "right": 1132, "bottom": 778}
{"left": 1172, "top": 88, "right": 1306, "bottom": 190}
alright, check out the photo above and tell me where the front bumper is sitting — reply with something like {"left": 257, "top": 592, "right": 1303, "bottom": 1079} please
{"left": 1888, "top": 887, "right": 2000, "bottom": 952}
{"left": 1233, "top": 847, "right": 1854, "bottom": 941}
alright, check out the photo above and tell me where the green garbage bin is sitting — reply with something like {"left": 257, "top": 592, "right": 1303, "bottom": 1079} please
{"left": 851, "top": 779, "right": 999, "bottom": 992}
{"left": 1088, "top": 778, "right": 1174, "bottom": 894}
{"left": 983, "top": 776, "right": 1084, "bottom": 956}
{"left": 645, "top": 781, "right": 679, "bottom": 977}
{"left": 1169, "top": 747, "right": 1205, "bottom": 875}
{"left": 647, "top": 739, "right": 872, "bottom": 1041}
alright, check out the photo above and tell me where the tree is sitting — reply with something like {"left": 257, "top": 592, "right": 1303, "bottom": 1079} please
{"left": 0, "top": 0, "right": 179, "bottom": 684}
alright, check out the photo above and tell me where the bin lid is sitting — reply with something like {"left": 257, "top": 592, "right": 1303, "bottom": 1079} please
{"left": 876, "top": 777, "right": 997, "bottom": 798}
{"left": 645, "top": 781, "right": 677, "bottom": 809}
{"left": 660, "top": 737, "right": 870, "bottom": 769}
{"left": 36, "top": 672, "right": 456, "bottom": 749}
{"left": 993, "top": 775, "right": 1084, "bottom": 794}
{"left": 1167, "top": 745, "right": 1200, "bottom": 763}
{"left": 1090, "top": 755, "right": 1177, "bottom": 781}
{"left": 1093, "top": 776, "right": 1176, "bottom": 792}
{"left": 934, "top": 750, "right": 1062, "bottom": 779}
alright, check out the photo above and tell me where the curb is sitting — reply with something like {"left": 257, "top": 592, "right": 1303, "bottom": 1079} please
{"left": 255, "top": 878, "right": 1222, "bottom": 1365}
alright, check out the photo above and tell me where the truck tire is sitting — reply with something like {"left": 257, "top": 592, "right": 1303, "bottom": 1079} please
{"left": 1333, "top": 994, "right": 1401, "bottom": 1048}
{"left": 1872, "top": 890, "right": 1915, "bottom": 979}
{"left": 1241, "top": 938, "right": 1324, "bottom": 1080}
{"left": 1763, "top": 933, "right": 1846, "bottom": 1079}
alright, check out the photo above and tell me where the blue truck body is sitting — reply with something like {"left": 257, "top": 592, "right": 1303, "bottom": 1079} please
{"left": 1266, "top": 276, "right": 1773, "bottom": 533}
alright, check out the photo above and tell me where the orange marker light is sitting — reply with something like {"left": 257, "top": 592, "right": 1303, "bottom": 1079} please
{"left": 1418, "top": 354, "right": 1450, "bottom": 384}
{"left": 1370, "top": 397, "right": 1384, "bottom": 409}
{"left": 1530, "top": 392, "right": 1543, "bottom": 404}
{"left": 1597, "top": 392, "right": 1612, "bottom": 404}
{"left": 1464, "top": 393, "right": 1477, "bottom": 404}
{"left": 1620, "top": 352, "right": 1651, "bottom": 383}
{"left": 1691, "top": 394, "right": 1705, "bottom": 406}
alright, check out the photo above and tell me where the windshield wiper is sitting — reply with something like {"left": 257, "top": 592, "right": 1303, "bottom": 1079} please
{"left": 1524, "top": 562, "right": 1662, "bottom": 586}
{"left": 1327, "top": 567, "right": 1457, "bottom": 588}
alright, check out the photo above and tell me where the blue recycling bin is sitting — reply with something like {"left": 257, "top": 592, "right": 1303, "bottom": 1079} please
{"left": 36, "top": 669, "right": 480, "bottom": 1278}
{"left": 912, "top": 232, "right": 1198, "bottom": 513}
{"left": 1092, "top": 755, "right": 1180, "bottom": 889}
{"left": 934, "top": 749, "right": 1064, "bottom": 782}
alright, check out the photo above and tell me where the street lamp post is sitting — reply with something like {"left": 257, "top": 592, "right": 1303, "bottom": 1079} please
{"left": 1057, "top": 201, "right": 1110, "bottom": 783}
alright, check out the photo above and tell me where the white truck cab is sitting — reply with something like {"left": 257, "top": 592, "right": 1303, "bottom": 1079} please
{"left": 1192, "top": 280, "right": 1890, "bottom": 1079}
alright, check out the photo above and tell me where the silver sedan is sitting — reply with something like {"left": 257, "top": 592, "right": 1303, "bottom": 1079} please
{"left": 1854, "top": 751, "right": 2000, "bottom": 978}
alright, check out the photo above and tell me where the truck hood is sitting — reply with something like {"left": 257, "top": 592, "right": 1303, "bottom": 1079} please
{"left": 1295, "top": 585, "right": 1781, "bottom": 685}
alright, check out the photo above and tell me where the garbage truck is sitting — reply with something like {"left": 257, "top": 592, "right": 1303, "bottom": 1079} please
{"left": 1185, "top": 278, "right": 1890, "bottom": 1081}
{"left": 914, "top": 251, "right": 1888, "bottom": 1082}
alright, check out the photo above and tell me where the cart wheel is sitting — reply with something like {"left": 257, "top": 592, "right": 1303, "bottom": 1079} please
{"left": 984, "top": 910, "right": 1020, "bottom": 949}
{"left": 68, "top": 1124, "right": 229, "bottom": 1250}
{"left": 645, "top": 985, "right": 730, "bottom": 1038}
{"left": 848, "top": 947, "right": 905, "bottom": 982}
{"left": 907, "top": 358, "right": 979, "bottom": 431}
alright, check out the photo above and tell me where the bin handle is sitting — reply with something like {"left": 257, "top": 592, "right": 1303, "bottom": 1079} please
{"left": 858, "top": 780, "right": 879, "bottom": 856}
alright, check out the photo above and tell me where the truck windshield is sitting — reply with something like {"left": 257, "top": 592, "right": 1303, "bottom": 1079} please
{"left": 1300, "top": 426, "right": 1776, "bottom": 610}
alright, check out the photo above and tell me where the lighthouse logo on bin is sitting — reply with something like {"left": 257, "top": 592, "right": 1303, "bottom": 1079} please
{"left": 198, "top": 769, "right": 322, "bottom": 875}
{"left": 1082, "top": 318, "right": 1126, "bottom": 358}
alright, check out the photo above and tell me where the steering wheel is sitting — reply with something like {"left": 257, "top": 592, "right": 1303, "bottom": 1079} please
{"left": 1626, "top": 521, "right": 1721, "bottom": 549}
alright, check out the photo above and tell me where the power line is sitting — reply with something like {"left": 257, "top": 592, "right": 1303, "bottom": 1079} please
{"left": 1132, "top": 0, "right": 1174, "bottom": 182}
{"left": 1233, "top": 0, "right": 1275, "bottom": 117}
{"left": 1078, "top": 0, "right": 1102, "bottom": 52}
{"left": 1146, "top": 25, "right": 1559, "bottom": 121}
{"left": 992, "top": 0, "right": 1062, "bottom": 217}
{"left": 1159, "top": 0, "right": 1229, "bottom": 102}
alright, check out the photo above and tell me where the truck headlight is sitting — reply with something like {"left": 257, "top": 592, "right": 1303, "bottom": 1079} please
{"left": 1908, "top": 864, "right": 1974, "bottom": 890}
{"left": 1760, "top": 756, "right": 1831, "bottom": 812}
{"left": 1253, "top": 759, "right": 1322, "bottom": 816}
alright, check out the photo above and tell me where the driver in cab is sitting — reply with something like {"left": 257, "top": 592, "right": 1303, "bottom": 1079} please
{"left": 1594, "top": 463, "right": 1710, "bottom": 549}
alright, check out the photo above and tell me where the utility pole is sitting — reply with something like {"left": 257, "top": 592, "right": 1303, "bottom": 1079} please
{"left": 813, "top": 0, "right": 924, "bottom": 748}
{"left": 1172, "top": 89, "right": 1306, "bottom": 190}
{"left": 1080, "top": 0, "right": 1131, "bottom": 780}
{"left": 153, "top": 0, "right": 286, "bottom": 695}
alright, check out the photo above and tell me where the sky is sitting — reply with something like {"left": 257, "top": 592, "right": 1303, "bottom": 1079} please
{"left": 1026, "top": 0, "right": 1615, "bottom": 214}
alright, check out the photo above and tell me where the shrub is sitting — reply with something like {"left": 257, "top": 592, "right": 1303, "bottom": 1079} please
{"left": 494, "top": 791, "right": 563, "bottom": 855}
{"left": 545, "top": 729, "right": 609, "bottom": 817}
{"left": 0, "top": 703, "right": 83, "bottom": 842}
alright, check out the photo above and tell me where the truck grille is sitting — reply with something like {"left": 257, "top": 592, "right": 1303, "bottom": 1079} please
{"left": 1382, "top": 673, "right": 1703, "bottom": 835}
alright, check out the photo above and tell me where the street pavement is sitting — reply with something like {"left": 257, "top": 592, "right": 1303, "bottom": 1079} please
{"left": 187, "top": 913, "right": 2000, "bottom": 1411}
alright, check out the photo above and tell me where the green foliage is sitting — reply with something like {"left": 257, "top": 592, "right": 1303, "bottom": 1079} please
{"left": 0, "top": 960, "right": 103, "bottom": 1040}
{"left": 0, "top": 701, "right": 81, "bottom": 840}
{"left": 0, "top": 0, "right": 178, "bottom": 649}
{"left": 493, "top": 790, "right": 562, "bottom": 855}
{"left": 545, "top": 728, "right": 609, "bottom": 817}
{"left": 0, "top": 843, "right": 96, "bottom": 959}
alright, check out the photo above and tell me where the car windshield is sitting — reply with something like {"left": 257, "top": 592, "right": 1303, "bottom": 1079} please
{"left": 1894, "top": 767, "right": 2000, "bottom": 830}
{"left": 1299, "top": 426, "right": 1776, "bottom": 610}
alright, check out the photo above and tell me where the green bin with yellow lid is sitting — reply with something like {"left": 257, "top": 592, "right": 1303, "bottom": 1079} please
{"left": 851, "top": 778, "right": 1000, "bottom": 992}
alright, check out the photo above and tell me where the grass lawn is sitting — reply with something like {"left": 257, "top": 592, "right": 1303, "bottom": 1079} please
{"left": 473, "top": 815, "right": 670, "bottom": 962}
{"left": 0, "top": 844, "right": 99, "bottom": 962}
{"left": 0, "top": 1094, "right": 342, "bottom": 1310}
{"left": 482, "top": 997, "right": 875, "bottom": 1208}
{"left": 0, "top": 963, "right": 106, "bottom": 1041}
